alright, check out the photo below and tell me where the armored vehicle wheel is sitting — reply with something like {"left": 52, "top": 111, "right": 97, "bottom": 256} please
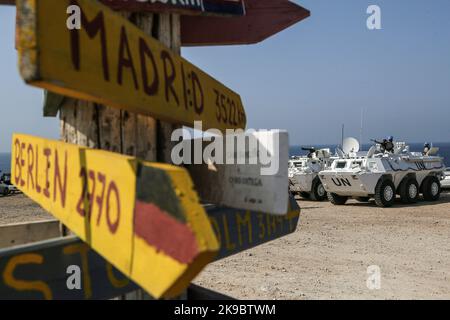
{"left": 299, "top": 192, "right": 310, "bottom": 199}
{"left": 310, "top": 178, "right": 327, "bottom": 201}
{"left": 399, "top": 178, "right": 419, "bottom": 204}
{"left": 422, "top": 176, "right": 441, "bottom": 202}
{"left": 374, "top": 179, "right": 396, "bottom": 207}
{"left": 2, "top": 188, "right": 9, "bottom": 196}
{"left": 356, "top": 197, "right": 370, "bottom": 202}
{"left": 327, "top": 193, "right": 348, "bottom": 205}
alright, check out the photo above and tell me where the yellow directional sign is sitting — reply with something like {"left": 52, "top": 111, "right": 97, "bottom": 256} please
{"left": 16, "top": 0, "right": 246, "bottom": 132}
{"left": 10, "top": 133, "right": 219, "bottom": 299}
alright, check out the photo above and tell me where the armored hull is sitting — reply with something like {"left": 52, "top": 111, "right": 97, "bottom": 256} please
{"left": 319, "top": 147, "right": 445, "bottom": 207}
{"left": 289, "top": 149, "right": 334, "bottom": 201}
{"left": 442, "top": 169, "right": 450, "bottom": 189}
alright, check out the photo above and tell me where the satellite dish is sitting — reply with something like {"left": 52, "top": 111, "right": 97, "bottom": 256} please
{"left": 367, "top": 146, "right": 377, "bottom": 158}
{"left": 342, "top": 137, "right": 360, "bottom": 154}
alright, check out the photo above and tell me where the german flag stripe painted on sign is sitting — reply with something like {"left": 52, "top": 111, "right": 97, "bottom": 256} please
{"left": 10, "top": 134, "right": 219, "bottom": 298}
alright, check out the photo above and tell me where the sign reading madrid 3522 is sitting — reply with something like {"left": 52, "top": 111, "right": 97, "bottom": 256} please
{"left": 17, "top": 0, "right": 246, "bottom": 131}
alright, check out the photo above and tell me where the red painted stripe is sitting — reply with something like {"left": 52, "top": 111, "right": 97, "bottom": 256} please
{"left": 134, "top": 201, "right": 199, "bottom": 264}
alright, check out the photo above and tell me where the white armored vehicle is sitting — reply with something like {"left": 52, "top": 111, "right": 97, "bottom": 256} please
{"left": 0, "top": 173, "right": 18, "bottom": 196}
{"left": 441, "top": 168, "right": 450, "bottom": 190}
{"left": 319, "top": 137, "right": 446, "bottom": 207}
{"left": 289, "top": 147, "right": 334, "bottom": 201}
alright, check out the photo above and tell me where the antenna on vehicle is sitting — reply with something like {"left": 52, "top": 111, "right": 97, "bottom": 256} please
{"left": 360, "top": 108, "right": 364, "bottom": 146}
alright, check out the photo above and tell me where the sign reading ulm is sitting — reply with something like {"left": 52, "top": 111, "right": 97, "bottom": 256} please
{"left": 10, "top": 133, "right": 219, "bottom": 299}
{"left": 16, "top": 0, "right": 246, "bottom": 132}
{"left": 0, "top": 198, "right": 300, "bottom": 299}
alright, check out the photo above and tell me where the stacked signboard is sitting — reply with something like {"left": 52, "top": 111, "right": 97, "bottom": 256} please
{"left": 0, "top": 0, "right": 310, "bottom": 299}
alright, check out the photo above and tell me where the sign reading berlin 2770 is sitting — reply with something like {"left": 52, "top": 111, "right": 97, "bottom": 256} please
{"left": 16, "top": 0, "right": 246, "bottom": 132}
{"left": 10, "top": 134, "right": 219, "bottom": 299}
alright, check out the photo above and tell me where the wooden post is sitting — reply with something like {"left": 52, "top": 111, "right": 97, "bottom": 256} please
{"left": 156, "top": 13, "right": 181, "bottom": 164}
{"left": 58, "top": 8, "right": 181, "bottom": 299}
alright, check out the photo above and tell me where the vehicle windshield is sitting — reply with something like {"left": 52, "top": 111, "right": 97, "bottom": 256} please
{"left": 336, "top": 161, "right": 347, "bottom": 169}
{"left": 290, "top": 162, "right": 304, "bottom": 168}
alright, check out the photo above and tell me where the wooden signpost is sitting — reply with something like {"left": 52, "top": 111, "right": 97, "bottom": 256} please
{"left": 103, "top": 0, "right": 245, "bottom": 16}
{"left": 184, "top": 131, "right": 290, "bottom": 215}
{"left": 0, "top": 197, "right": 300, "bottom": 299}
{"left": 181, "top": 0, "right": 311, "bottom": 46}
{"left": 2, "top": 0, "right": 246, "bottom": 16}
{"left": 7, "top": 0, "right": 311, "bottom": 46}
{"left": 16, "top": 0, "right": 246, "bottom": 132}
{"left": 10, "top": 133, "right": 219, "bottom": 299}
{"left": 2, "top": 0, "right": 311, "bottom": 301}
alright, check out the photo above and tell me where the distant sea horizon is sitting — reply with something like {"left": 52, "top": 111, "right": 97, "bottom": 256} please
{"left": 1, "top": 141, "right": 450, "bottom": 173}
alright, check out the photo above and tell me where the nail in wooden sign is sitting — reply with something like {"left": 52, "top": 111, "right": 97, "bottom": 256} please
{"left": 16, "top": 0, "right": 246, "bottom": 132}
{"left": 184, "top": 131, "right": 290, "bottom": 215}
{"left": 10, "top": 133, "right": 219, "bottom": 299}
{"left": 0, "top": 197, "right": 300, "bottom": 299}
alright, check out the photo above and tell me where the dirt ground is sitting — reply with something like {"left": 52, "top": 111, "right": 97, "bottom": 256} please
{"left": 195, "top": 191, "right": 450, "bottom": 300}
{"left": 0, "top": 193, "right": 51, "bottom": 224}
{"left": 2, "top": 192, "right": 450, "bottom": 299}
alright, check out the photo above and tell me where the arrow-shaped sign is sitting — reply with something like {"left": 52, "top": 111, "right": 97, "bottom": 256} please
{"left": 1, "top": 0, "right": 246, "bottom": 16}
{"left": 183, "top": 130, "right": 290, "bottom": 215}
{"left": 16, "top": 0, "right": 246, "bottom": 132}
{"left": 0, "top": 197, "right": 300, "bottom": 299}
{"left": 181, "top": 0, "right": 311, "bottom": 46}
{"left": 103, "top": 0, "right": 246, "bottom": 16}
{"left": 11, "top": 133, "right": 219, "bottom": 299}
{"left": 7, "top": 0, "right": 310, "bottom": 46}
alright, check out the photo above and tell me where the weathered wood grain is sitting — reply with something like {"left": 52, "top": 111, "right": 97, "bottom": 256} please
{"left": 10, "top": 134, "right": 219, "bottom": 299}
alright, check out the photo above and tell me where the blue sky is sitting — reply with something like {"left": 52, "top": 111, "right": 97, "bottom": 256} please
{"left": 1, "top": 0, "right": 450, "bottom": 152}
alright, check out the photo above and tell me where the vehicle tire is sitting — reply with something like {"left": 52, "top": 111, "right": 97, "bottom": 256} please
{"left": 374, "top": 179, "right": 396, "bottom": 207}
{"left": 422, "top": 176, "right": 441, "bottom": 202}
{"left": 399, "top": 178, "right": 419, "bottom": 204}
{"left": 2, "top": 188, "right": 9, "bottom": 196}
{"left": 355, "top": 197, "right": 370, "bottom": 202}
{"left": 310, "top": 178, "right": 327, "bottom": 201}
{"left": 327, "top": 193, "right": 348, "bottom": 205}
{"left": 299, "top": 192, "right": 310, "bottom": 199}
